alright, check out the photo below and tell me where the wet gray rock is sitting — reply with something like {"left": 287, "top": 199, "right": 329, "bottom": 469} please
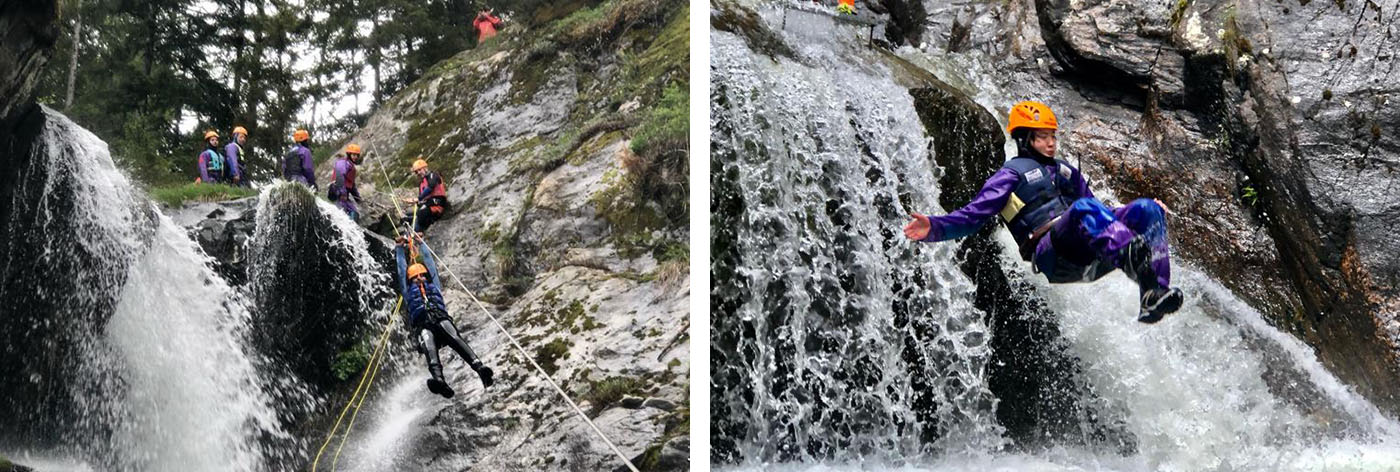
{"left": 167, "top": 197, "right": 259, "bottom": 285}
{"left": 0, "top": 0, "right": 58, "bottom": 121}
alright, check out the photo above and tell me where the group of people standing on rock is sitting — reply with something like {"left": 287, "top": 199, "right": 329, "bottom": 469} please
{"left": 196, "top": 124, "right": 488, "bottom": 399}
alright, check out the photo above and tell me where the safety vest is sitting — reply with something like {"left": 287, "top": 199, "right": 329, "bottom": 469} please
{"left": 202, "top": 148, "right": 225, "bottom": 174}
{"left": 419, "top": 172, "right": 449, "bottom": 208}
{"left": 997, "top": 156, "right": 1078, "bottom": 253}
{"left": 283, "top": 145, "right": 306, "bottom": 179}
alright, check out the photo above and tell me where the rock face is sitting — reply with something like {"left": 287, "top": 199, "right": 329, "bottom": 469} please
{"left": 1033, "top": 0, "right": 1400, "bottom": 412}
{"left": 313, "top": 1, "right": 690, "bottom": 469}
{"left": 0, "top": 0, "right": 58, "bottom": 121}
{"left": 894, "top": 0, "right": 1400, "bottom": 414}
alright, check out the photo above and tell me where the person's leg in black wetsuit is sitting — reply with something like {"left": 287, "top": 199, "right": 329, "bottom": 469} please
{"left": 418, "top": 325, "right": 455, "bottom": 398}
{"left": 434, "top": 318, "right": 494, "bottom": 386}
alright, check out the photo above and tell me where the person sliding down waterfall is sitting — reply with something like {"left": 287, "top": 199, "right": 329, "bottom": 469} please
{"left": 902, "top": 101, "right": 1184, "bottom": 323}
{"left": 395, "top": 235, "right": 494, "bottom": 398}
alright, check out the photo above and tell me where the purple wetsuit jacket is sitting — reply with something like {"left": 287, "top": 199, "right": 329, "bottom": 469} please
{"left": 224, "top": 142, "right": 244, "bottom": 182}
{"left": 282, "top": 143, "right": 316, "bottom": 188}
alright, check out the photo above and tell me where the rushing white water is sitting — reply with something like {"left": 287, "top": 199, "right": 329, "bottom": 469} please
{"left": 105, "top": 216, "right": 286, "bottom": 470}
{"left": 711, "top": 2, "right": 1400, "bottom": 470}
{"left": 712, "top": 18, "right": 1004, "bottom": 463}
{"left": 0, "top": 108, "right": 288, "bottom": 470}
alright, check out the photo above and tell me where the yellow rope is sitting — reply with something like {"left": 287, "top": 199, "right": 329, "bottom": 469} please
{"left": 308, "top": 159, "right": 422, "bottom": 471}
{"left": 330, "top": 301, "right": 397, "bottom": 470}
{"left": 311, "top": 296, "right": 402, "bottom": 471}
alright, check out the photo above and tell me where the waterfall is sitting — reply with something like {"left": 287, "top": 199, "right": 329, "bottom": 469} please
{"left": 710, "top": 4, "right": 1400, "bottom": 470}
{"left": 711, "top": 24, "right": 1005, "bottom": 464}
{"left": 0, "top": 107, "right": 394, "bottom": 470}
{"left": 0, "top": 106, "right": 286, "bottom": 469}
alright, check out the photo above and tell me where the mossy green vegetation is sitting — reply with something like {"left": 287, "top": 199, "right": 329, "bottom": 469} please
{"left": 331, "top": 338, "right": 373, "bottom": 381}
{"left": 581, "top": 375, "right": 647, "bottom": 415}
{"left": 149, "top": 182, "right": 259, "bottom": 207}
{"left": 536, "top": 337, "right": 572, "bottom": 374}
{"left": 630, "top": 83, "right": 688, "bottom": 161}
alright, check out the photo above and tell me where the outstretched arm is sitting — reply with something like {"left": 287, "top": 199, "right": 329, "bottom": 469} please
{"left": 904, "top": 168, "right": 1018, "bottom": 242}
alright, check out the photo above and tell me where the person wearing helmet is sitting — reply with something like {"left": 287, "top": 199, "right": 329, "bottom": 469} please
{"left": 330, "top": 144, "right": 364, "bottom": 221}
{"left": 395, "top": 233, "right": 494, "bottom": 398}
{"left": 401, "top": 159, "right": 449, "bottom": 233}
{"left": 197, "top": 130, "right": 226, "bottom": 184}
{"left": 836, "top": 0, "right": 856, "bottom": 15}
{"left": 225, "top": 126, "right": 249, "bottom": 186}
{"left": 281, "top": 129, "right": 317, "bottom": 190}
{"left": 473, "top": 9, "right": 503, "bottom": 43}
{"left": 902, "top": 101, "right": 1184, "bottom": 323}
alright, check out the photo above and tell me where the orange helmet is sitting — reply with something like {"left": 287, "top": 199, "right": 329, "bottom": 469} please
{"left": 346, "top": 143, "right": 361, "bottom": 154}
{"left": 294, "top": 129, "right": 310, "bottom": 142}
{"left": 1006, "top": 101, "right": 1058, "bottom": 134}
{"left": 204, "top": 130, "right": 219, "bottom": 140}
{"left": 411, "top": 159, "right": 429, "bottom": 172}
{"left": 232, "top": 126, "right": 248, "bottom": 136}
{"left": 407, "top": 263, "right": 428, "bottom": 279}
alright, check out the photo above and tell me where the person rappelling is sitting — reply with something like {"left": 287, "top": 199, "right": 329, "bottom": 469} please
{"left": 401, "top": 159, "right": 449, "bottom": 233}
{"left": 196, "top": 130, "right": 226, "bottom": 184}
{"left": 903, "top": 101, "right": 1184, "bottom": 323}
{"left": 395, "top": 234, "right": 494, "bottom": 398}
{"left": 282, "top": 128, "right": 317, "bottom": 190}
{"left": 330, "top": 144, "right": 364, "bottom": 221}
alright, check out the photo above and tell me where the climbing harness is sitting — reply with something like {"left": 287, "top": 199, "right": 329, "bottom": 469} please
{"left": 418, "top": 240, "right": 641, "bottom": 472}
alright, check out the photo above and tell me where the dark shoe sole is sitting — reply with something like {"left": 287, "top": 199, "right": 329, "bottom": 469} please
{"left": 427, "top": 378, "right": 455, "bottom": 399}
{"left": 1138, "top": 288, "right": 1184, "bottom": 324}
{"left": 477, "top": 366, "right": 495, "bottom": 387}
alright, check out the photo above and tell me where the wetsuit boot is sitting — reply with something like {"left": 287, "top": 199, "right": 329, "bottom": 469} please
{"left": 419, "top": 329, "right": 456, "bottom": 398}
{"left": 1122, "top": 237, "right": 1183, "bottom": 323}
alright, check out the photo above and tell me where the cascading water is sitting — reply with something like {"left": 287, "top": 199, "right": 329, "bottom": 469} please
{"left": 711, "top": 18, "right": 1005, "bottom": 464}
{"left": 710, "top": 3, "right": 1400, "bottom": 470}
{"left": 0, "top": 106, "right": 287, "bottom": 469}
{"left": 1, "top": 108, "right": 396, "bottom": 470}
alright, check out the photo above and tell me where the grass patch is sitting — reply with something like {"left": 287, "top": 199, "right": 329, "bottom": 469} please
{"left": 149, "top": 183, "right": 258, "bottom": 207}
{"left": 581, "top": 375, "right": 648, "bottom": 416}
{"left": 536, "top": 337, "right": 572, "bottom": 375}
{"left": 630, "top": 82, "right": 688, "bottom": 161}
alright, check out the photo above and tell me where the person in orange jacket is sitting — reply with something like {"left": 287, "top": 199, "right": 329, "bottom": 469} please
{"left": 837, "top": 0, "right": 856, "bottom": 15}
{"left": 473, "top": 9, "right": 503, "bottom": 42}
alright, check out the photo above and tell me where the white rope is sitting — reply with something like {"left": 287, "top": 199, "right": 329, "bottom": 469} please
{"left": 418, "top": 240, "right": 641, "bottom": 472}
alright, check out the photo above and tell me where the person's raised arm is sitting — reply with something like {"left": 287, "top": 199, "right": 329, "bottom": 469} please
{"left": 417, "top": 239, "right": 443, "bottom": 285}
{"left": 394, "top": 244, "right": 409, "bottom": 295}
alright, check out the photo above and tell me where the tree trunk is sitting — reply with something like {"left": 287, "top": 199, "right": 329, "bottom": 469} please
{"left": 63, "top": 0, "right": 82, "bottom": 111}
